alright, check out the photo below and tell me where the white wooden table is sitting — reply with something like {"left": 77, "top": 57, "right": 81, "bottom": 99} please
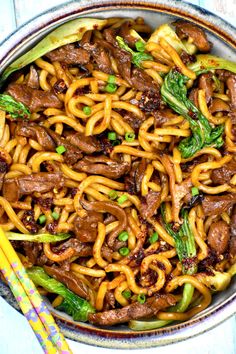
{"left": 0, "top": 1, "right": 235, "bottom": 354}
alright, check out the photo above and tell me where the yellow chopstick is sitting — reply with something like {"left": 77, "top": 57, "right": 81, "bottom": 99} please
{"left": 0, "top": 247, "right": 57, "bottom": 354}
{"left": 0, "top": 227, "right": 72, "bottom": 354}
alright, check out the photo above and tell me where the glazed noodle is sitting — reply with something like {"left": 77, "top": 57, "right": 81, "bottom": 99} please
{"left": 0, "top": 16, "right": 235, "bottom": 330}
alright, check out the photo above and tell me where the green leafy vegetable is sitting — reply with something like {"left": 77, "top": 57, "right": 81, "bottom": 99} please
{"left": 0, "top": 94, "right": 30, "bottom": 120}
{"left": 0, "top": 18, "right": 108, "bottom": 86}
{"left": 6, "top": 231, "right": 70, "bottom": 243}
{"left": 161, "top": 69, "right": 224, "bottom": 158}
{"left": 129, "top": 206, "right": 197, "bottom": 330}
{"left": 161, "top": 205, "right": 197, "bottom": 275}
{"left": 188, "top": 54, "right": 236, "bottom": 75}
{"left": 197, "top": 270, "right": 231, "bottom": 292}
{"left": 27, "top": 267, "right": 95, "bottom": 321}
{"left": 147, "top": 23, "right": 196, "bottom": 54}
{"left": 116, "top": 36, "right": 153, "bottom": 68}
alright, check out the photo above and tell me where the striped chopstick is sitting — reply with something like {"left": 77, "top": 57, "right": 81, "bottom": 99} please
{"left": 0, "top": 227, "right": 72, "bottom": 354}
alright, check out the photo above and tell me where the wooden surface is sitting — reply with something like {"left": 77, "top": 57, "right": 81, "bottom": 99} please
{"left": 0, "top": 1, "right": 236, "bottom": 354}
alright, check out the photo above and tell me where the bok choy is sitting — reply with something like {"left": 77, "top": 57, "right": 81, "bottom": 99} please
{"left": 6, "top": 231, "right": 70, "bottom": 243}
{"left": 116, "top": 36, "right": 153, "bottom": 68}
{"left": 27, "top": 266, "right": 95, "bottom": 321}
{"left": 129, "top": 206, "right": 197, "bottom": 330}
{"left": 188, "top": 54, "right": 236, "bottom": 75}
{"left": 0, "top": 18, "right": 108, "bottom": 86}
{"left": 0, "top": 94, "right": 30, "bottom": 120}
{"left": 161, "top": 69, "right": 224, "bottom": 158}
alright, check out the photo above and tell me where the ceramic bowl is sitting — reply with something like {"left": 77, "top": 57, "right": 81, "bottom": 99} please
{"left": 0, "top": 0, "right": 235, "bottom": 349}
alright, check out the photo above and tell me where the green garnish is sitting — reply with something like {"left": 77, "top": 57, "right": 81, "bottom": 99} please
{"left": 122, "top": 289, "right": 132, "bottom": 299}
{"left": 0, "top": 94, "right": 30, "bottom": 120}
{"left": 116, "top": 36, "right": 153, "bottom": 68}
{"left": 107, "top": 75, "right": 116, "bottom": 84}
{"left": 119, "top": 247, "right": 130, "bottom": 256}
{"left": 51, "top": 211, "right": 60, "bottom": 220}
{"left": 191, "top": 187, "right": 199, "bottom": 197}
{"left": 82, "top": 106, "right": 92, "bottom": 115}
{"left": 135, "top": 40, "right": 145, "bottom": 52}
{"left": 149, "top": 232, "right": 159, "bottom": 244}
{"left": 56, "top": 145, "right": 67, "bottom": 154}
{"left": 108, "top": 190, "right": 118, "bottom": 200}
{"left": 118, "top": 231, "right": 129, "bottom": 242}
{"left": 105, "top": 83, "right": 117, "bottom": 93}
{"left": 137, "top": 294, "right": 146, "bottom": 304}
{"left": 108, "top": 131, "right": 117, "bottom": 141}
{"left": 38, "top": 215, "right": 46, "bottom": 224}
{"left": 117, "top": 195, "right": 128, "bottom": 204}
{"left": 125, "top": 132, "right": 135, "bottom": 142}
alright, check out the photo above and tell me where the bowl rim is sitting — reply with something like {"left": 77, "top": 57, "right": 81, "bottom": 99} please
{"left": 0, "top": 0, "right": 235, "bottom": 349}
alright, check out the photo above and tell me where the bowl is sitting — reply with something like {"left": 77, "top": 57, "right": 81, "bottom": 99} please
{"left": 0, "top": 0, "right": 235, "bottom": 349}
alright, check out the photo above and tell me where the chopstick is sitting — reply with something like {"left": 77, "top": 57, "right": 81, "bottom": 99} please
{"left": 0, "top": 227, "right": 72, "bottom": 354}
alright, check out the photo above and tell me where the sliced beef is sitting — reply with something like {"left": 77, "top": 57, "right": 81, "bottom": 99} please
{"left": 209, "top": 98, "right": 230, "bottom": 114}
{"left": 130, "top": 68, "right": 158, "bottom": 92}
{"left": 105, "top": 36, "right": 158, "bottom": 92}
{"left": 112, "top": 46, "right": 132, "bottom": 82}
{"left": 227, "top": 75, "right": 236, "bottom": 109}
{"left": 52, "top": 238, "right": 93, "bottom": 258}
{"left": 26, "top": 65, "right": 39, "bottom": 89}
{"left": 16, "top": 122, "right": 56, "bottom": 151}
{"left": 65, "top": 132, "right": 102, "bottom": 154}
{"left": 124, "top": 159, "right": 147, "bottom": 195}
{"left": 6, "top": 83, "right": 62, "bottom": 112}
{"left": 208, "top": 220, "right": 230, "bottom": 254}
{"left": 189, "top": 88, "right": 199, "bottom": 107}
{"left": 74, "top": 156, "right": 129, "bottom": 179}
{"left": 44, "top": 266, "right": 89, "bottom": 300}
{"left": 101, "top": 243, "right": 113, "bottom": 263}
{"left": 104, "top": 290, "right": 116, "bottom": 310}
{"left": 88, "top": 294, "right": 176, "bottom": 326}
{"left": 202, "top": 194, "right": 236, "bottom": 216}
{"left": 2, "top": 172, "right": 64, "bottom": 202}
{"left": 199, "top": 72, "right": 213, "bottom": 103}
{"left": 74, "top": 211, "right": 103, "bottom": 242}
{"left": 174, "top": 20, "right": 212, "bottom": 52}
{"left": 45, "top": 44, "right": 90, "bottom": 65}
{"left": 83, "top": 42, "right": 113, "bottom": 74}
{"left": 46, "top": 129, "right": 82, "bottom": 165}
{"left": 140, "top": 190, "right": 161, "bottom": 219}
{"left": 180, "top": 51, "right": 196, "bottom": 65}
{"left": 119, "top": 21, "right": 137, "bottom": 48}
{"left": 211, "top": 160, "right": 236, "bottom": 185}
{"left": 22, "top": 242, "right": 42, "bottom": 265}
{"left": 0, "top": 156, "right": 9, "bottom": 190}
{"left": 103, "top": 28, "right": 118, "bottom": 47}
{"left": 215, "top": 69, "right": 232, "bottom": 82}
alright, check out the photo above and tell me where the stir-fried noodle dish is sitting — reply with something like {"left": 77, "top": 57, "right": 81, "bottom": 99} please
{"left": 0, "top": 17, "right": 235, "bottom": 329}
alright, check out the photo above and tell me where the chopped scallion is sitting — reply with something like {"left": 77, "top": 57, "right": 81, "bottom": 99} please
{"left": 56, "top": 145, "right": 66, "bottom": 154}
